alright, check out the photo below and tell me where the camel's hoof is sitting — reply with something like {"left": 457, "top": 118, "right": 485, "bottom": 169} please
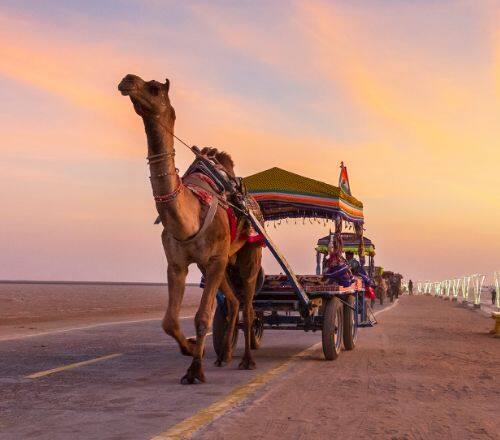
{"left": 238, "top": 358, "right": 256, "bottom": 370}
{"left": 180, "top": 374, "right": 203, "bottom": 385}
{"left": 214, "top": 353, "right": 232, "bottom": 367}
{"left": 181, "top": 360, "right": 206, "bottom": 384}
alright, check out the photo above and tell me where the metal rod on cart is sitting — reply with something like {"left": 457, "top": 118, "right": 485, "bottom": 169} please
{"left": 246, "top": 210, "right": 311, "bottom": 315}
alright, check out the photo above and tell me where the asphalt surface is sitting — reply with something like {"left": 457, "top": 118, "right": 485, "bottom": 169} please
{"left": 0, "top": 309, "right": 348, "bottom": 440}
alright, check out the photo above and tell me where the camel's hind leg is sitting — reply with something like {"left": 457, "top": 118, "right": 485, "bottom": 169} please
{"left": 215, "top": 274, "right": 240, "bottom": 367}
{"left": 162, "top": 263, "right": 195, "bottom": 357}
{"left": 181, "top": 257, "right": 227, "bottom": 384}
{"left": 237, "top": 244, "right": 262, "bottom": 370}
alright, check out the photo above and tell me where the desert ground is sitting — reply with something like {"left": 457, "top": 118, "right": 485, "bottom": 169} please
{"left": 0, "top": 282, "right": 200, "bottom": 341}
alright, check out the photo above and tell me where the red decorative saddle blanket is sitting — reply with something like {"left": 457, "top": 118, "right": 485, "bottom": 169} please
{"left": 183, "top": 172, "right": 265, "bottom": 246}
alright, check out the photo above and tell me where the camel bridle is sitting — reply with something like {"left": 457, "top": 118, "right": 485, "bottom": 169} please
{"left": 146, "top": 150, "right": 183, "bottom": 203}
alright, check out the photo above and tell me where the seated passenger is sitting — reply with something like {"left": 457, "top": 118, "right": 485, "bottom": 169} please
{"left": 323, "top": 244, "right": 354, "bottom": 288}
{"left": 345, "top": 251, "right": 360, "bottom": 275}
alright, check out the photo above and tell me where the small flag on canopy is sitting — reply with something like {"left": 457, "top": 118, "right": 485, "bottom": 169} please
{"left": 338, "top": 161, "right": 351, "bottom": 195}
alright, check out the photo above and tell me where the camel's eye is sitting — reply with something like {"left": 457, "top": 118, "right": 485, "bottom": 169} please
{"left": 147, "top": 83, "right": 160, "bottom": 96}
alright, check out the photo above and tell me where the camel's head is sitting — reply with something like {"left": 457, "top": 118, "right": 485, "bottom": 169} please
{"left": 118, "top": 74, "right": 175, "bottom": 122}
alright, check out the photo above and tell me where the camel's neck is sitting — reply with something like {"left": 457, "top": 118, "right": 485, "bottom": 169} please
{"left": 143, "top": 118, "right": 200, "bottom": 239}
{"left": 144, "top": 119, "right": 178, "bottom": 195}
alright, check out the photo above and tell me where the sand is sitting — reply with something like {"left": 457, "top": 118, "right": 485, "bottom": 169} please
{"left": 0, "top": 282, "right": 202, "bottom": 340}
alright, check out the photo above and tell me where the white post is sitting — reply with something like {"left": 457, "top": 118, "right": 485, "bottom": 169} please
{"left": 443, "top": 279, "right": 449, "bottom": 299}
{"left": 495, "top": 271, "right": 500, "bottom": 309}
{"left": 473, "top": 274, "right": 484, "bottom": 308}
{"left": 455, "top": 278, "right": 462, "bottom": 301}
{"left": 461, "top": 276, "right": 470, "bottom": 304}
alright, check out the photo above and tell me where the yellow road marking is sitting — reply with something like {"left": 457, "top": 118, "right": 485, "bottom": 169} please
{"left": 151, "top": 342, "right": 321, "bottom": 440}
{"left": 151, "top": 299, "right": 400, "bottom": 440}
{"left": 25, "top": 353, "right": 122, "bottom": 379}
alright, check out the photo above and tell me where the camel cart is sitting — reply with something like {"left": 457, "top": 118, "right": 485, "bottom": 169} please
{"left": 213, "top": 167, "right": 375, "bottom": 360}
{"left": 315, "top": 232, "right": 376, "bottom": 277}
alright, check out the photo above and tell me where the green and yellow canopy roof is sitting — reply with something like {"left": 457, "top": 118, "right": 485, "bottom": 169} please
{"left": 316, "top": 232, "right": 376, "bottom": 256}
{"left": 243, "top": 167, "right": 364, "bottom": 223}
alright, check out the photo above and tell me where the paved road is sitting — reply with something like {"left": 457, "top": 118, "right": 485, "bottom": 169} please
{"left": 1, "top": 306, "right": 365, "bottom": 440}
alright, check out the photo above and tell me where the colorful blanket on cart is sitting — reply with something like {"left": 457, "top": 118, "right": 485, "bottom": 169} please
{"left": 261, "top": 274, "right": 363, "bottom": 293}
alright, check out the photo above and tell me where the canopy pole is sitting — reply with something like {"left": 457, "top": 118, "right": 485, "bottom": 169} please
{"left": 355, "top": 222, "right": 365, "bottom": 266}
{"left": 334, "top": 216, "right": 343, "bottom": 256}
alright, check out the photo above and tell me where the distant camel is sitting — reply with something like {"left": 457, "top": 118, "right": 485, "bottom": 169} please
{"left": 118, "top": 74, "right": 262, "bottom": 384}
{"left": 374, "top": 273, "right": 388, "bottom": 305}
{"left": 383, "top": 271, "right": 403, "bottom": 302}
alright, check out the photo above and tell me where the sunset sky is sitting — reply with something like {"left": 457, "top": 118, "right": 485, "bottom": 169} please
{"left": 1, "top": 0, "right": 499, "bottom": 284}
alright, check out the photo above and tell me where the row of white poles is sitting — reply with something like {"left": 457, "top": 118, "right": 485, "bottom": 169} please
{"left": 413, "top": 273, "right": 500, "bottom": 309}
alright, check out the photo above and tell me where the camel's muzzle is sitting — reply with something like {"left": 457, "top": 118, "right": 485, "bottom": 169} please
{"left": 118, "top": 74, "right": 142, "bottom": 96}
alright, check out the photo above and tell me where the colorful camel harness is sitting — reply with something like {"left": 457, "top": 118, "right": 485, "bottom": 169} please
{"left": 151, "top": 152, "right": 265, "bottom": 245}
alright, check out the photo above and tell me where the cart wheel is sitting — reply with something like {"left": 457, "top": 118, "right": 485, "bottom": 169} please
{"left": 322, "top": 297, "right": 343, "bottom": 360}
{"left": 343, "top": 295, "right": 357, "bottom": 351}
{"left": 212, "top": 304, "right": 238, "bottom": 358}
{"left": 250, "top": 317, "right": 264, "bottom": 349}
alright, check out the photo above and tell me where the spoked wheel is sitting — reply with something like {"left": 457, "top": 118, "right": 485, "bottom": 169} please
{"left": 342, "top": 295, "right": 358, "bottom": 351}
{"left": 322, "top": 297, "right": 343, "bottom": 360}
{"left": 212, "top": 303, "right": 239, "bottom": 358}
{"left": 250, "top": 317, "right": 264, "bottom": 349}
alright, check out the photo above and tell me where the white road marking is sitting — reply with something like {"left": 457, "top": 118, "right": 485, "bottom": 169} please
{"left": 0, "top": 315, "right": 195, "bottom": 342}
{"left": 374, "top": 300, "right": 399, "bottom": 316}
{"left": 25, "top": 353, "right": 123, "bottom": 379}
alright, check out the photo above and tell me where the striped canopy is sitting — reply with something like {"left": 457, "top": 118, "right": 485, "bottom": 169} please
{"left": 243, "top": 167, "right": 364, "bottom": 223}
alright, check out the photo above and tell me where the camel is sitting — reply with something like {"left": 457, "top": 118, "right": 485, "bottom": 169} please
{"left": 118, "top": 74, "right": 263, "bottom": 383}
{"left": 374, "top": 273, "right": 388, "bottom": 305}
{"left": 383, "top": 271, "right": 403, "bottom": 302}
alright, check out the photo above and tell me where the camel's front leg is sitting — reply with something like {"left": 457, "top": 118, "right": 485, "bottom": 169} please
{"left": 181, "top": 257, "right": 226, "bottom": 384}
{"left": 162, "top": 263, "right": 195, "bottom": 356}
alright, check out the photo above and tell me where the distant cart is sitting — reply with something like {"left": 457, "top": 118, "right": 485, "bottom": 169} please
{"left": 213, "top": 167, "right": 376, "bottom": 361}
{"left": 316, "top": 232, "right": 376, "bottom": 277}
